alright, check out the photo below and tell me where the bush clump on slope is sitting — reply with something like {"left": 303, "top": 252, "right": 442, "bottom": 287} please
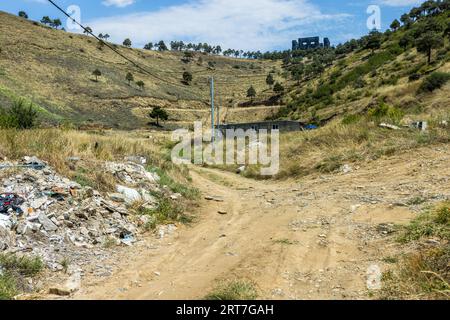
{"left": 419, "top": 72, "right": 450, "bottom": 93}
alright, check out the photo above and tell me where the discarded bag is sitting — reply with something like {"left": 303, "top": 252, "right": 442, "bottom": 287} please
{"left": 0, "top": 193, "right": 25, "bottom": 215}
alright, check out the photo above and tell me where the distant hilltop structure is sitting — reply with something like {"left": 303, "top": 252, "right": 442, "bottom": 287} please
{"left": 292, "top": 36, "right": 331, "bottom": 51}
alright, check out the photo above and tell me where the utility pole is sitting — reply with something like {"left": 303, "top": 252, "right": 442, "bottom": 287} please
{"left": 210, "top": 76, "right": 215, "bottom": 143}
{"left": 217, "top": 87, "right": 221, "bottom": 128}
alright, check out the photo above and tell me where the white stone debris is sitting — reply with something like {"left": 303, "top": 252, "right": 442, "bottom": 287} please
{"left": 0, "top": 156, "right": 172, "bottom": 271}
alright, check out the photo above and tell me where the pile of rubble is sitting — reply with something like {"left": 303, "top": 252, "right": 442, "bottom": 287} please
{"left": 0, "top": 156, "right": 162, "bottom": 270}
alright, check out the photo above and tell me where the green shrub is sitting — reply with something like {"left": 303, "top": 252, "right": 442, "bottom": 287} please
{"left": 334, "top": 51, "right": 394, "bottom": 91}
{"left": 409, "top": 73, "right": 421, "bottom": 82}
{"left": 0, "top": 100, "right": 39, "bottom": 129}
{"left": 381, "top": 75, "right": 399, "bottom": 86}
{"left": 399, "top": 203, "right": 450, "bottom": 243}
{"left": 368, "top": 103, "right": 404, "bottom": 124}
{"left": 0, "top": 254, "right": 43, "bottom": 300}
{"left": 342, "top": 114, "right": 362, "bottom": 125}
{"left": 0, "top": 273, "right": 17, "bottom": 300}
{"left": 419, "top": 72, "right": 450, "bottom": 93}
{"left": 435, "top": 203, "right": 450, "bottom": 225}
{"left": 353, "top": 77, "right": 367, "bottom": 88}
{"left": 205, "top": 280, "right": 258, "bottom": 300}
{"left": 0, "top": 254, "right": 44, "bottom": 277}
{"left": 150, "top": 167, "right": 199, "bottom": 200}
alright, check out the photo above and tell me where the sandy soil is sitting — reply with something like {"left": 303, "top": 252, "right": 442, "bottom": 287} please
{"left": 66, "top": 146, "right": 449, "bottom": 300}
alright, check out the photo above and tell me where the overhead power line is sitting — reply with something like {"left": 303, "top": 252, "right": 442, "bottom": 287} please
{"left": 46, "top": 0, "right": 203, "bottom": 97}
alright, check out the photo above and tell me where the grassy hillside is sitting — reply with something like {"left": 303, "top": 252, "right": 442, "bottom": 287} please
{"left": 0, "top": 6, "right": 448, "bottom": 131}
{"left": 0, "top": 11, "right": 280, "bottom": 129}
{"left": 274, "top": 8, "right": 450, "bottom": 125}
{"left": 205, "top": 6, "right": 450, "bottom": 180}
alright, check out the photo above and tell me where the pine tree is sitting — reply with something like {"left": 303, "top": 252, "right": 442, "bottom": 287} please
{"left": 247, "top": 86, "right": 256, "bottom": 101}
{"left": 92, "top": 69, "right": 101, "bottom": 82}
{"left": 126, "top": 72, "right": 134, "bottom": 85}
{"left": 149, "top": 106, "right": 168, "bottom": 126}
{"left": 123, "top": 38, "right": 132, "bottom": 47}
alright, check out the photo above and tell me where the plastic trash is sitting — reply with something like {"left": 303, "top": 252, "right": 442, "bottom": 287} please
{"left": 0, "top": 193, "right": 25, "bottom": 215}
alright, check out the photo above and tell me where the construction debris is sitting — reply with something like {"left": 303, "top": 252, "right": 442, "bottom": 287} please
{"left": 410, "top": 121, "right": 428, "bottom": 131}
{"left": 0, "top": 156, "right": 167, "bottom": 271}
{"left": 379, "top": 123, "right": 400, "bottom": 130}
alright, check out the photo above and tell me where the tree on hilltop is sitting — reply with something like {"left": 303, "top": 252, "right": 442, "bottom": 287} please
{"left": 41, "top": 16, "right": 52, "bottom": 26}
{"left": 157, "top": 41, "right": 168, "bottom": 51}
{"left": 18, "top": 11, "right": 28, "bottom": 19}
{"left": 365, "top": 31, "right": 382, "bottom": 54}
{"left": 83, "top": 27, "right": 93, "bottom": 35}
{"left": 390, "top": 19, "right": 401, "bottom": 31}
{"left": 144, "top": 42, "right": 154, "bottom": 50}
{"left": 51, "top": 18, "right": 62, "bottom": 29}
{"left": 123, "top": 38, "right": 132, "bottom": 47}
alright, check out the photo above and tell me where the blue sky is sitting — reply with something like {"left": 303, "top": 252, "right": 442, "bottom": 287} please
{"left": 1, "top": 0, "right": 425, "bottom": 51}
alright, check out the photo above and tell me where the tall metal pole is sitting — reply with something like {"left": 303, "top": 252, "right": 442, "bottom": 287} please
{"left": 217, "top": 87, "right": 221, "bottom": 128}
{"left": 210, "top": 77, "right": 215, "bottom": 143}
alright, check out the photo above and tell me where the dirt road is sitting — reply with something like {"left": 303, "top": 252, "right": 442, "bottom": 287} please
{"left": 71, "top": 146, "right": 450, "bottom": 300}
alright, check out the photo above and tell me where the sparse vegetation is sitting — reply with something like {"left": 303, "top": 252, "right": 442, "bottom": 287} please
{"left": 0, "top": 253, "right": 44, "bottom": 300}
{"left": 381, "top": 202, "right": 450, "bottom": 300}
{"left": 399, "top": 202, "right": 450, "bottom": 243}
{"left": 139, "top": 196, "right": 185, "bottom": 230}
{"left": 419, "top": 72, "right": 450, "bottom": 92}
{"left": 205, "top": 280, "right": 258, "bottom": 300}
{"left": 0, "top": 100, "right": 39, "bottom": 129}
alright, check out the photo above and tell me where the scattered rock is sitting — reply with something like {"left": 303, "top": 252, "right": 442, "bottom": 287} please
{"left": 341, "top": 164, "right": 353, "bottom": 174}
{"left": 0, "top": 157, "right": 146, "bottom": 269}
{"left": 205, "top": 196, "right": 224, "bottom": 202}
{"left": 379, "top": 123, "right": 400, "bottom": 130}
{"left": 218, "top": 210, "right": 228, "bottom": 215}
{"left": 109, "top": 193, "right": 126, "bottom": 203}
{"left": 170, "top": 193, "right": 182, "bottom": 200}
{"left": 124, "top": 156, "right": 147, "bottom": 165}
{"left": 236, "top": 166, "right": 246, "bottom": 174}
{"left": 38, "top": 213, "right": 58, "bottom": 232}
{"left": 116, "top": 185, "right": 142, "bottom": 204}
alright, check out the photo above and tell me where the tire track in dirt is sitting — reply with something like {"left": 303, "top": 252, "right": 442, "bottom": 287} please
{"left": 70, "top": 146, "right": 450, "bottom": 299}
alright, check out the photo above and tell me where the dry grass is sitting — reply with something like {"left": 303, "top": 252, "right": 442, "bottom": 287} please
{"left": 380, "top": 202, "right": 450, "bottom": 300}
{"left": 205, "top": 279, "right": 258, "bottom": 300}
{"left": 238, "top": 113, "right": 450, "bottom": 179}
{"left": 0, "top": 128, "right": 192, "bottom": 192}
{"left": 0, "top": 11, "right": 279, "bottom": 129}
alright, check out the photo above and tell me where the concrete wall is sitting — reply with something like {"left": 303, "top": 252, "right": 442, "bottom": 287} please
{"left": 218, "top": 121, "right": 303, "bottom": 133}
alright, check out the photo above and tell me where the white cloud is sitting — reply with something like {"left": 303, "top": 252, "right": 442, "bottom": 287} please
{"left": 102, "top": 0, "right": 135, "bottom": 8}
{"left": 88, "top": 0, "right": 350, "bottom": 51}
{"left": 378, "top": 0, "right": 424, "bottom": 7}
